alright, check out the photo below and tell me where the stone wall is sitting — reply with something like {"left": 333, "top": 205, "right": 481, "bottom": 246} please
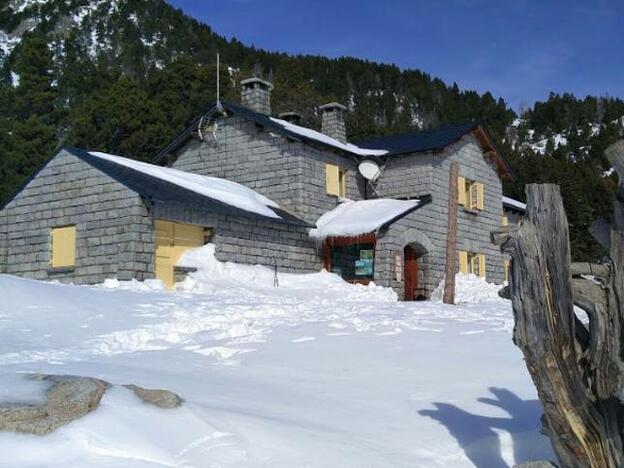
{"left": 0, "top": 150, "right": 153, "bottom": 284}
{"left": 171, "top": 117, "right": 506, "bottom": 293}
{"left": 374, "top": 208, "right": 443, "bottom": 300}
{"left": 371, "top": 134, "right": 507, "bottom": 297}
{"left": 152, "top": 201, "right": 321, "bottom": 272}
{"left": 170, "top": 115, "right": 364, "bottom": 224}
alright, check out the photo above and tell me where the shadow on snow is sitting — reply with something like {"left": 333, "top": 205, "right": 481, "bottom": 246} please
{"left": 419, "top": 387, "right": 554, "bottom": 468}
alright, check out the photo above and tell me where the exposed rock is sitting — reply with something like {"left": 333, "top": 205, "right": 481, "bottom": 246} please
{"left": 124, "top": 384, "right": 183, "bottom": 409}
{"left": 0, "top": 374, "right": 183, "bottom": 435}
{"left": 498, "top": 284, "right": 510, "bottom": 299}
{"left": 0, "top": 374, "right": 108, "bottom": 435}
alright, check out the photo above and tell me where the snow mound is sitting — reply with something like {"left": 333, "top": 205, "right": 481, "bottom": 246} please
{"left": 98, "top": 278, "right": 165, "bottom": 292}
{"left": 0, "top": 373, "right": 50, "bottom": 405}
{"left": 175, "top": 244, "right": 397, "bottom": 301}
{"left": 431, "top": 273, "right": 506, "bottom": 304}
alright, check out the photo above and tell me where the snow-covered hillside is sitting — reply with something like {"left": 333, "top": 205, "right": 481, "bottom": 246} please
{"left": 0, "top": 0, "right": 175, "bottom": 67}
{"left": 2, "top": 0, "right": 117, "bottom": 57}
{"left": 0, "top": 247, "right": 554, "bottom": 467}
{"left": 507, "top": 116, "right": 624, "bottom": 157}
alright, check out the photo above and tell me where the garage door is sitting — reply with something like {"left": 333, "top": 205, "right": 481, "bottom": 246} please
{"left": 155, "top": 220, "right": 205, "bottom": 288}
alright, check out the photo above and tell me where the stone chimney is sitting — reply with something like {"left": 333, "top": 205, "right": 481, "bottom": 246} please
{"left": 319, "top": 102, "right": 347, "bottom": 142}
{"left": 278, "top": 112, "right": 303, "bottom": 125}
{"left": 240, "top": 77, "right": 273, "bottom": 115}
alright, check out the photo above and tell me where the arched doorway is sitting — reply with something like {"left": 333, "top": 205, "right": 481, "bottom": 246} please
{"left": 400, "top": 229, "right": 433, "bottom": 301}
{"left": 403, "top": 242, "right": 429, "bottom": 301}
{"left": 403, "top": 246, "right": 418, "bottom": 301}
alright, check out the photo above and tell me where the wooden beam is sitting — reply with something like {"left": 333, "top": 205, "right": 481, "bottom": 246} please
{"left": 443, "top": 162, "right": 459, "bottom": 304}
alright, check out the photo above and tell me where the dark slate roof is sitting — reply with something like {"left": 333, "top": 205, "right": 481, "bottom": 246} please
{"left": 352, "top": 121, "right": 481, "bottom": 156}
{"left": 152, "top": 101, "right": 386, "bottom": 164}
{"left": 152, "top": 103, "right": 513, "bottom": 180}
{"left": 66, "top": 147, "right": 311, "bottom": 227}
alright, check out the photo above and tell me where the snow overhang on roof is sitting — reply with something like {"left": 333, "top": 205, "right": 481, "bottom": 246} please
{"left": 66, "top": 148, "right": 310, "bottom": 226}
{"left": 502, "top": 196, "right": 526, "bottom": 213}
{"left": 309, "top": 196, "right": 431, "bottom": 240}
{"left": 152, "top": 101, "right": 387, "bottom": 164}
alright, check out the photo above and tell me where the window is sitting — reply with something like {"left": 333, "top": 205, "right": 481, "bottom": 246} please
{"left": 322, "top": 235, "right": 376, "bottom": 284}
{"left": 326, "top": 163, "right": 347, "bottom": 197}
{"left": 502, "top": 214, "right": 509, "bottom": 226}
{"left": 459, "top": 250, "right": 486, "bottom": 278}
{"left": 51, "top": 226, "right": 76, "bottom": 268}
{"left": 458, "top": 176, "right": 484, "bottom": 211}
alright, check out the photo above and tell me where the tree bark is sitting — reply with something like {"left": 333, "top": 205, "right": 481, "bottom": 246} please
{"left": 491, "top": 140, "right": 624, "bottom": 467}
{"left": 443, "top": 162, "right": 459, "bottom": 304}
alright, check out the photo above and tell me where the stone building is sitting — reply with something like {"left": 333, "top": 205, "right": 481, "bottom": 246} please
{"left": 0, "top": 77, "right": 521, "bottom": 299}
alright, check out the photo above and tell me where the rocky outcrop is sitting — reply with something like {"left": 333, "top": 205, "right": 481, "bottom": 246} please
{"left": 0, "top": 374, "right": 108, "bottom": 435}
{"left": 0, "top": 374, "right": 183, "bottom": 436}
{"left": 124, "top": 384, "right": 183, "bottom": 409}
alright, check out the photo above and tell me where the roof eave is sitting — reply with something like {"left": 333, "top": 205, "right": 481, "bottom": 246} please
{"left": 378, "top": 194, "right": 432, "bottom": 231}
{"left": 472, "top": 125, "right": 515, "bottom": 181}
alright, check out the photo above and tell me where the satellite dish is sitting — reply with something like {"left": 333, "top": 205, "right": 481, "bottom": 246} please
{"left": 358, "top": 159, "right": 381, "bottom": 182}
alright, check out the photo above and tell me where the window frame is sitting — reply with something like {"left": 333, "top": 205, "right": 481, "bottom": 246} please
{"left": 459, "top": 250, "right": 486, "bottom": 279}
{"left": 458, "top": 175, "right": 484, "bottom": 212}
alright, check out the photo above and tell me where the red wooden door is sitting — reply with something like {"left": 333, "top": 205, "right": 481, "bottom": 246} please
{"left": 404, "top": 246, "right": 419, "bottom": 301}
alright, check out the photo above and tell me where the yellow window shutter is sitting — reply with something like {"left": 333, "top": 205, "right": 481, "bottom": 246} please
{"left": 457, "top": 176, "right": 466, "bottom": 206}
{"left": 476, "top": 182, "right": 485, "bottom": 210}
{"left": 459, "top": 250, "right": 468, "bottom": 274}
{"left": 478, "top": 254, "right": 486, "bottom": 278}
{"left": 504, "top": 259, "right": 510, "bottom": 282}
{"left": 51, "top": 226, "right": 76, "bottom": 268}
{"left": 502, "top": 215, "right": 509, "bottom": 226}
{"left": 325, "top": 163, "right": 339, "bottom": 196}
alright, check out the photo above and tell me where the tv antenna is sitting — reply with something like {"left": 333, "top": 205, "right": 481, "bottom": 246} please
{"left": 197, "top": 53, "right": 224, "bottom": 142}
{"left": 216, "top": 52, "right": 223, "bottom": 112}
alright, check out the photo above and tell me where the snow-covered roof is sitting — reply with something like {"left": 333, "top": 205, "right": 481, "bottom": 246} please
{"left": 86, "top": 151, "right": 283, "bottom": 220}
{"left": 269, "top": 117, "right": 388, "bottom": 157}
{"left": 153, "top": 101, "right": 388, "bottom": 163}
{"left": 310, "top": 198, "right": 425, "bottom": 239}
{"left": 502, "top": 196, "right": 526, "bottom": 212}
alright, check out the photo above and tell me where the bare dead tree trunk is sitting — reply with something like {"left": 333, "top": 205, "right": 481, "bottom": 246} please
{"left": 491, "top": 141, "right": 624, "bottom": 468}
{"left": 443, "top": 162, "right": 459, "bottom": 304}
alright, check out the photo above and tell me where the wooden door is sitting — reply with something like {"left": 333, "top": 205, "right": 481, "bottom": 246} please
{"left": 403, "top": 246, "right": 419, "bottom": 301}
{"left": 154, "top": 220, "right": 204, "bottom": 288}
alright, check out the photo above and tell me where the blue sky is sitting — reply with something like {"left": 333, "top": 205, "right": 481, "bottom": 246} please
{"left": 167, "top": 0, "right": 623, "bottom": 111}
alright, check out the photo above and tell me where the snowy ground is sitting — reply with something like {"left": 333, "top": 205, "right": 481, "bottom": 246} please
{"left": 0, "top": 248, "right": 554, "bottom": 467}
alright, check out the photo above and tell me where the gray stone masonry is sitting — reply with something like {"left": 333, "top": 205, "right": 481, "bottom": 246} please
{"left": 373, "top": 133, "right": 507, "bottom": 296}
{"left": 171, "top": 115, "right": 365, "bottom": 224}
{"left": 240, "top": 77, "right": 273, "bottom": 115}
{"left": 170, "top": 114, "right": 507, "bottom": 297}
{"left": 319, "top": 102, "right": 347, "bottom": 143}
{"left": 0, "top": 149, "right": 154, "bottom": 284}
{"left": 152, "top": 201, "right": 321, "bottom": 273}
